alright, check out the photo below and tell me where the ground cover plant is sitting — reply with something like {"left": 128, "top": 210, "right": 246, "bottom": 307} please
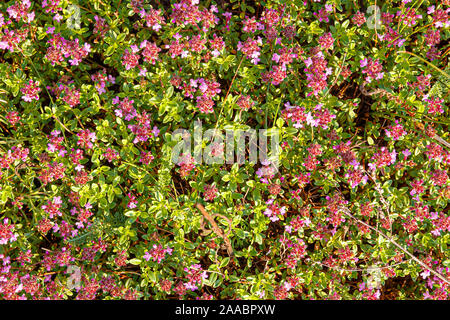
{"left": 0, "top": 0, "right": 449, "bottom": 300}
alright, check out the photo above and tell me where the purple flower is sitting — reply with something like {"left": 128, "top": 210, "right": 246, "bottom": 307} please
{"left": 143, "top": 252, "right": 151, "bottom": 261}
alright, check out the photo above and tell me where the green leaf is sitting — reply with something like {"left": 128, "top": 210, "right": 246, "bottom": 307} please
{"left": 255, "top": 233, "right": 263, "bottom": 245}
{"left": 136, "top": 181, "right": 144, "bottom": 193}
{"left": 166, "top": 86, "right": 174, "bottom": 98}
{"left": 129, "top": 258, "right": 141, "bottom": 265}
{"left": 105, "top": 45, "right": 115, "bottom": 56}
{"left": 220, "top": 257, "right": 230, "bottom": 268}
{"left": 285, "top": 127, "right": 298, "bottom": 136}
{"left": 107, "top": 186, "right": 115, "bottom": 203}
{"left": 117, "top": 33, "right": 127, "bottom": 42}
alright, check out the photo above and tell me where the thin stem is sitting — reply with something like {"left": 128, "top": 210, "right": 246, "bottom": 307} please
{"left": 341, "top": 206, "right": 450, "bottom": 285}
{"left": 214, "top": 56, "right": 245, "bottom": 131}
{"left": 398, "top": 51, "right": 450, "bottom": 85}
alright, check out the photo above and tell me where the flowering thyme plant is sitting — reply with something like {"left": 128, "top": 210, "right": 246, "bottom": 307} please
{"left": 0, "top": 0, "right": 449, "bottom": 300}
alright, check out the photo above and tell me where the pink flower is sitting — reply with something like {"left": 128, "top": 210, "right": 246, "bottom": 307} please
{"left": 0, "top": 218, "right": 17, "bottom": 245}
{"left": 183, "top": 264, "right": 208, "bottom": 291}
{"left": 264, "top": 199, "right": 287, "bottom": 222}
{"left": 122, "top": 48, "right": 140, "bottom": 70}
{"left": 127, "top": 193, "right": 138, "bottom": 209}
{"left": 77, "top": 129, "right": 97, "bottom": 149}
{"left": 203, "top": 184, "right": 218, "bottom": 201}
{"left": 352, "top": 11, "right": 366, "bottom": 26}
{"left": 143, "top": 244, "right": 172, "bottom": 263}
{"left": 385, "top": 120, "right": 407, "bottom": 140}
{"left": 21, "top": 79, "right": 41, "bottom": 102}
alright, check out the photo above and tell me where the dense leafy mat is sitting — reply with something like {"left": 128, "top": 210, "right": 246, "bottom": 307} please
{"left": 0, "top": 0, "right": 449, "bottom": 300}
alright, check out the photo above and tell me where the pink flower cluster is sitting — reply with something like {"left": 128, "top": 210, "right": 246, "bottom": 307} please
{"left": 281, "top": 102, "right": 335, "bottom": 129}
{"left": 242, "top": 16, "right": 260, "bottom": 33}
{"left": 397, "top": 7, "right": 422, "bottom": 27}
{"left": 281, "top": 103, "right": 307, "bottom": 128}
{"left": 70, "top": 148, "right": 86, "bottom": 171}
{"left": 359, "top": 282, "right": 381, "bottom": 300}
{"left": 103, "top": 148, "right": 119, "bottom": 163}
{"left": 360, "top": 57, "right": 384, "bottom": 83}
{"left": 176, "top": 77, "right": 222, "bottom": 114}
{"left": 127, "top": 111, "right": 159, "bottom": 143}
{"left": 313, "top": 4, "right": 333, "bottom": 23}
{"left": 77, "top": 129, "right": 97, "bottom": 150}
{"left": 325, "top": 193, "right": 348, "bottom": 228}
{"left": 42, "top": 0, "right": 63, "bottom": 17}
{"left": 307, "top": 104, "right": 336, "bottom": 129}
{"left": 21, "top": 79, "right": 41, "bottom": 102}
{"left": 424, "top": 29, "right": 440, "bottom": 46}
{"left": 0, "top": 27, "right": 30, "bottom": 53}
{"left": 171, "top": 0, "right": 219, "bottom": 32}
{"left": 140, "top": 40, "right": 161, "bottom": 64}
{"left": 47, "top": 130, "right": 66, "bottom": 157}
{"left": 237, "top": 37, "right": 262, "bottom": 65}
{"left": 256, "top": 160, "right": 277, "bottom": 182}
{"left": 425, "top": 143, "right": 447, "bottom": 163}
{"left": 113, "top": 97, "right": 137, "bottom": 120}
{"left": 304, "top": 49, "right": 332, "bottom": 96}
{"left": 93, "top": 15, "right": 109, "bottom": 36}
{"left": 285, "top": 214, "right": 311, "bottom": 234}
{"left": 369, "top": 147, "right": 396, "bottom": 170}
{"left": 237, "top": 95, "right": 255, "bottom": 111}
{"left": 45, "top": 34, "right": 91, "bottom": 66}
{"left": 139, "top": 151, "right": 154, "bottom": 165}
{"left": 177, "top": 153, "right": 196, "bottom": 178}
{"left": 38, "top": 162, "right": 66, "bottom": 185}
{"left": 41, "top": 246, "right": 75, "bottom": 271}
{"left": 143, "top": 244, "right": 173, "bottom": 263}
{"left": 139, "top": 8, "right": 165, "bottom": 31}
{"left": 430, "top": 169, "right": 448, "bottom": 187}
{"left": 272, "top": 46, "right": 297, "bottom": 66}
{"left": 0, "top": 219, "right": 17, "bottom": 245}
{"left": 382, "top": 27, "right": 406, "bottom": 47}
{"left": 47, "top": 78, "right": 81, "bottom": 107}
{"left": 41, "top": 196, "right": 63, "bottom": 219}
{"left": 6, "top": 111, "right": 20, "bottom": 126}
{"left": 210, "top": 33, "right": 225, "bottom": 57}
{"left": 318, "top": 32, "right": 334, "bottom": 50}
{"left": 345, "top": 166, "right": 368, "bottom": 189}
{"left": 352, "top": 11, "right": 366, "bottom": 26}
{"left": 91, "top": 69, "right": 115, "bottom": 94}
{"left": 264, "top": 199, "right": 287, "bottom": 222}
{"left": 166, "top": 33, "right": 188, "bottom": 58}
{"left": 424, "top": 97, "right": 444, "bottom": 115}
{"left": 263, "top": 64, "right": 287, "bottom": 86}
{"left": 122, "top": 47, "right": 140, "bottom": 70}
{"left": 183, "top": 264, "right": 208, "bottom": 291}
{"left": 385, "top": 120, "right": 407, "bottom": 140}
{"left": 203, "top": 184, "right": 218, "bottom": 201}
{"left": 7, "top": 0, "right": 35, "bottom": 23}
{"left": 127, "top": 193, "right": 138, "bottom": 209}
{"left": 279, "top": 236, "right": 307, "bottom": 269}
{"left": 0, "top": 146, "right": 29, "bottom": 173}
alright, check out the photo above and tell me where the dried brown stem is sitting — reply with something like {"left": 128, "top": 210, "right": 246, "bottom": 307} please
{"left": 196, "top": 203, "right": 234, "bottom": 257}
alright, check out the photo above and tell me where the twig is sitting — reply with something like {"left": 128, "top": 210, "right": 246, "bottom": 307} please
{"left": 340, "top": 206, "right": 450, "bottom": 285}
{"left": 310, "top": 259, "right": 410, "bottom": 273}
{"left": 196, "top": 203, "right": 234, "bottom": 257}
